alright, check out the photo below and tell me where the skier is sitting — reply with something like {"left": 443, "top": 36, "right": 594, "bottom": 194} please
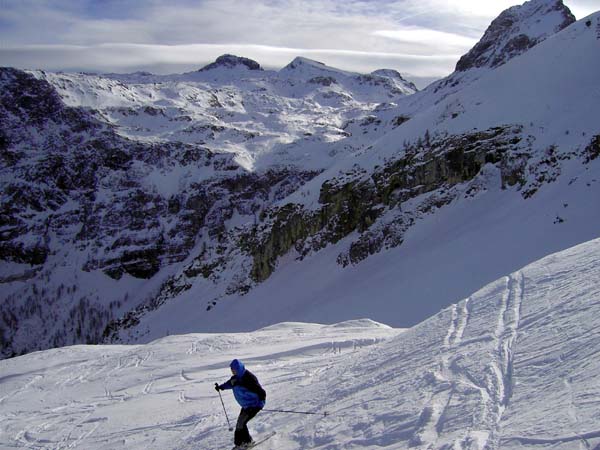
{"left": 215, "top": 359, "right": 266, "bottom": 449}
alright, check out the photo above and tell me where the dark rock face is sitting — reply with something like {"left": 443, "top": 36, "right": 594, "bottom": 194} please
{"left": 0, "top": 68, "right": 216, "bottom": 274}
{"left": 235, "top": 126, "right": 531, "bottom": 281}
{"left": 308, "top": 76, "right": 337, "bottom": 86}
{"left": 101, "top": 168, "right": 322, "bottom": 341}
{"left": 456, "top": 0, "right": 575, "bottom": 72}
{"left": 585, "top": 135, "right": 600, "bottom": 162}
{"left": 0, "top": 69, "right": 101, "bottom": 265}
{"left": 200, "top": 54, "right": 263, "bottom": 72}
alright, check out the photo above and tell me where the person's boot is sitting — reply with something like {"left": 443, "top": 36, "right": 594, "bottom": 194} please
{"left": 231, "top": 443, "right": 252, "bottom": 450}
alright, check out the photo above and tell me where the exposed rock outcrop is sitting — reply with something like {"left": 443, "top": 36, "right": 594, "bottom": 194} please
{"left": 200, "top": 54, "right": 263, "bottom": 72}
{"left": 239, "top": 125, "right": 531, "bottom": 280}
{"left": 456, "top": 0, "right": 575, "bottom": 71}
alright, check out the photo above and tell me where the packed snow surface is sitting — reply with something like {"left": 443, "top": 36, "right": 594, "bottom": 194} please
{"left": 2, "top": 238, "right": 600, "bottom": 449}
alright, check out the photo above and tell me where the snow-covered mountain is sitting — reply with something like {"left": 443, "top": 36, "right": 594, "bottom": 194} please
{"left": 398, "top": 0, "right": 576, "bottom": 117}
{"left": 0, "top": 51, "right": 416, "bottom": 357}
{"left": 1, "top": 238, "right": 599, "bottom": 449}
{"left": 1, "top": 0, "right": 600, "bottom": 358}
{"left": 456, "top": 0, "right": 575, "bottom": 71}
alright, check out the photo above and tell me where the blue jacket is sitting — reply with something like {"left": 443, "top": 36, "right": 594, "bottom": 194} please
{"left": 219, "top": 359, "right": 266, "bottom": 409}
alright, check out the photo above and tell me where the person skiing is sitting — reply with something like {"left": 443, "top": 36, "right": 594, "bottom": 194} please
{"left": 215, "top": 359, "right": 266, "bottom": 449}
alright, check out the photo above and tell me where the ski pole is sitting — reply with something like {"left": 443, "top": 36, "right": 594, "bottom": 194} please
{"left": 215, "top": 383, "right": 233, "bottom": 431}
{"left": 262, "top": 408, "right": 329, "bottom": 417}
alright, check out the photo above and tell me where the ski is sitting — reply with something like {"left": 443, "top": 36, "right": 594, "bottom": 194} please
{"left": 248, "top": 431, "right": 276, "bottom": 448}
{"left": 231, "top": 431, "right": 276, "bottom": 449}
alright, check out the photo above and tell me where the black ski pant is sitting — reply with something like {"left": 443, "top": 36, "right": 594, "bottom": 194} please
{"left": 234, "top": 407, "right": 261, "bottom": 445}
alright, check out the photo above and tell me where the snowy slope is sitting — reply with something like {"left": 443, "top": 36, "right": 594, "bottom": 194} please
{"left": 376, "top": 0, "right": 576, "bottom": 124}
{"left": 135, "top": 154, "right": 600, "bottom": 338}
{"left": 34, "top": 55, "right": 416, "bottom": 173}
{"left": 1, "top": 238, "right": 599, "bottom": 449}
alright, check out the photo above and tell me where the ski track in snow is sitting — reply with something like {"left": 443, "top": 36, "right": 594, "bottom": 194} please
{"left": 1, "top": 239, "right": 600, "bottom": 449}
{"left": 0, "top": 322, "right": 402, "bottom": 450}
{"left": 485, "top": 271, "right": 524, "bottom": 449}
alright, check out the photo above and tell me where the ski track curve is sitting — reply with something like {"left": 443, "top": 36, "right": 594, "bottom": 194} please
{"left": 308, "top": 270, "right": 528, "bottom": 450}
{"left": 411, "top": 296, "right": 479, "bottom": 449}
{"left": 483, "top": 271, "right": 524, "bottom": 450}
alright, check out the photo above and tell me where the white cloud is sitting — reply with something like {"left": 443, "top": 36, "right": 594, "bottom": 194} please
{"left": 567, "top": 0, "right": 599, "bottom": 19}
{"left": 433, "top": 0, "right": 520, "bottom": 18}
{"left": 373, "top": 28, "right": 478, "bottom": 53}
{"left": 0, "top": 43, "right": 458, "bottom": 79}
{"left": 0, "top": 0, "right": 596, "bottom": 83}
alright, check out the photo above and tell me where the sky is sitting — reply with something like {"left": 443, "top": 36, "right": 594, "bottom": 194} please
{"left": 0, "top": 0, "right": 597, "bottom": 87}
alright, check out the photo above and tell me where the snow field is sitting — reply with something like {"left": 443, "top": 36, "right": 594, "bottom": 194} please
{"left": 0, "top": 320, "right": 401, "bottom": 449}
{"left": 2, "top": 238, "right": 600, "bottom": 449}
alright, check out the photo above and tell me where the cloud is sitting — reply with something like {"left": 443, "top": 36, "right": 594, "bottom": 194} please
{"left": 567, "top": 0, "right": 599, "bottom": 19}
{"left": 0, "top": 43, "right": 459, "bottom": 79}
{"left": 0, "top": 0, "right": 596, "bottom": 83}
{"left": 372, "top": 28, "right": 478, "bottom": 54}
{"left": 0, "top": 0, "right": 473, "bottom": 80}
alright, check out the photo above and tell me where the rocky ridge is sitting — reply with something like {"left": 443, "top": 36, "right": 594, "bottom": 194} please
{"left": 395, "top": 0, "right": 577, "bottom": 117}
{"left": 199, "top": 54, "right": 263, "bottom": 72}
{"left": 456, "top": 0, "right": 575, "bottom": 71}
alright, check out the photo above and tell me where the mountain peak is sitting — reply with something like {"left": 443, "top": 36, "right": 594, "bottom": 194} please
{"left": 371, "top": 69, "right": 403, "bottom": 79}
{"left": 455, "top": 0, "right": 575, "bottom": 72}
{"left": 199, "top": 54, "right": 263, "bottom": 72}
{"left": 371, "top": 69, "right": 418, "bottom": 91}
{"left": 283, "top": 57, "right": 329, "bottom": 71}
{"left": 279, "top": 56, "right": 357, "bottom": 80}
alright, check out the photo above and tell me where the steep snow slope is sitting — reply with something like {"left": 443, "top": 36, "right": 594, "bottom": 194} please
{"left": 122, "top": 153, "right": 600, "bottom": 339}
{"left": 381, "top": 0, "right": 576, "bottom": 122}
{"left": 1, "top": 238, "right": 599, "bottom": 449}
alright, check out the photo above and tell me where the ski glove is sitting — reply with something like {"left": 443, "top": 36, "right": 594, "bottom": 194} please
{"left": 214, "top": 383, "right": 222, "bottom": 392}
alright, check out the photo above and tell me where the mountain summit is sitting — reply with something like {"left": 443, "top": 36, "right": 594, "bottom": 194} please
{"left": 199, "top": 54, "right": 263, "bottom": 72}
{"left": 456, "top": 0, "right": 575, "bottom": 71}
{"left": 279, "top": 56, "right": 417, "bottom": 96}
{"left": 280, "top": 56, "right": 355, "bottom": 78}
